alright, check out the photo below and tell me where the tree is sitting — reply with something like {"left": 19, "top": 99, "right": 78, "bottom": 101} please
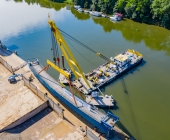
{"left": 151, "top": 0, "right": 170, "bottom": 28}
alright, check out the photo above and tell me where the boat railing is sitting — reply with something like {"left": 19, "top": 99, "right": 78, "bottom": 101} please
{"left": 30, "top": 65, "right": 104, "bottom": 121}
{"left": 127, "top": 49, "right": 142, "bottom": 57}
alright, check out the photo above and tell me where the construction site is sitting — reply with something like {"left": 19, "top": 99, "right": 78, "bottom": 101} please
{"left": 0, "top": 45, "right": 130, "bottom": 140}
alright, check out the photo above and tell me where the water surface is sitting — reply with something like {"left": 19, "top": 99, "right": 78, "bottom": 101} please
{"left": 1, "top": 1, "right": 170, "bottom": 140}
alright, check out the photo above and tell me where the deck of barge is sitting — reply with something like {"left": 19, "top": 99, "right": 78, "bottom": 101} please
{"left": 86, "top": 95, "right": 114, "bottom": 108}
{"left": 72, "top": 50, "right": 142, "bottom": 95}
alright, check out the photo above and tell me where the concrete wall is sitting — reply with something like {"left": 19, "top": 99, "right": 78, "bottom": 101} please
{"left": 86, "top": 127, "right": 101, "bottom": 140}
{"left": 47, "top": 97, "right": 63, "bottom": 118}
{"left": 22, "top": 76, "right": 63, "bottom": 118}
{"left": 0, "top": 101, "right": 48, "bottom": 132}
{"left": 0, "top": 57, "right": 13, "bottom": 73}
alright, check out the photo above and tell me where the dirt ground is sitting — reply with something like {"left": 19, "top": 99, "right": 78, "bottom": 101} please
{"left": 0, "top": 107, "right": 85, "bottom": 140}
{"left": 0, "top": 63, "right": 43, "bottom": 130}
{"left": 0, "top": 51, "right": 85, "bottom": 139}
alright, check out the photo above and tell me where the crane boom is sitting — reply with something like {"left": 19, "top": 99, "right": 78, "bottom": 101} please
{"left": 48, "top": 19, "right": 91, "bottom": 89}
{"left": 47, "top": 60, "right": 70, "bottom": 79}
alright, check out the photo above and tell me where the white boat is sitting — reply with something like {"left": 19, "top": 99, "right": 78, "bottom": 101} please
{"left": 77, "top": 8, "right": 83, "bottom": 12}
{"left": 110, "top": 13, "right": 123, "bottom": 21}
{"left": 74, "top": 5, "right": 81, "bottom": 10}
{"left": 101, "top": 14, "right": 107, "bottom": 18}
{"left": 84, "top": 10, "right": 89, "bottom": 13}
{"left": 110, "top": 15, "right": 119, "bottom": 21}
{"left": 90, "top": 11, "right": 101, "bottom": 17}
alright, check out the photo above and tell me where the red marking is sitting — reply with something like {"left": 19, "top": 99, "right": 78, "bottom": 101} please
{"left": 57, "top": 57, "right": 60, "bottom": 63}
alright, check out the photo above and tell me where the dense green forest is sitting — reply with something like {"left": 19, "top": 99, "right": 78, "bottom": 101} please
{"left": 74, "top": 0, "right": 170, "bottom": 29}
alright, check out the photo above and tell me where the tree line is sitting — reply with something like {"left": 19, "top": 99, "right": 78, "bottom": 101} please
{"left": 74, "top": 0, "right": 170, "bottom": 29}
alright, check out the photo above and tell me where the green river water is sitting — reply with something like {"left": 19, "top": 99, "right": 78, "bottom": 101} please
{"left": 0, "top": 0, "right": 170, "bottom": 139}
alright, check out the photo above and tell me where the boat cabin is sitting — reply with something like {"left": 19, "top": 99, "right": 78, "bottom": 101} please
{"left": 111, "top": 54, "right": 129, "bottom": 67}
{"left": 116, "top": 13, "right": 123, "bottom": 20}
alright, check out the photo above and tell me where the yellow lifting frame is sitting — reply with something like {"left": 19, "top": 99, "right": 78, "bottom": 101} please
{"left": 47, "top": 60, "right": 70, "bottom": 79}
{"left": 48, "top": 19, "right": 91, "bottom": 89}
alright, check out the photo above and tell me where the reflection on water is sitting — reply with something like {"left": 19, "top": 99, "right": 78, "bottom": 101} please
{"left": 92, "top": 18, "right": 170, "bottom": 55}
{"left": 0, "top": 0, "right": 67, "bottom": 41}
{"left": 1, "top": 1, "right": 170, "bottom": 140}
{"left": 70, "top": 8, "right": 90, "bottom": 20}
{"left": 10, "top": 0, "right": 170, "bottom": 56}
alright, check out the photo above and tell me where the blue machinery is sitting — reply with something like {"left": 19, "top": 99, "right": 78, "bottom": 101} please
{"left": 101, "top": 112, "right": 119, "bottom": 136}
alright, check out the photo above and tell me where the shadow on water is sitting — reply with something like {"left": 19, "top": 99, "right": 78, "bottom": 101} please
{"left": 0, "top": 44, "right": 13, "bottom": 57}
{"left": 7, "top": 44, "right": 19, "bottom": 51}
{"left": 100, "top": 59, "right": 146, "bottom": 92}
{"left": 116, "top": 121, "right": 136, "bottom": 140}
{"left": 101, "top": 109, "right": 136, "bottom": 139}
{"left": 101, "top": 61, "right": 146, "bottom": 140}
{"left": 120, "top": 77, "right": 142, "bottom": 140}
{"left": 112, "top": 99, "right": 119, "bottom": 110}
{"left": 128, "top": 60, "right": 146, "bottom": 74}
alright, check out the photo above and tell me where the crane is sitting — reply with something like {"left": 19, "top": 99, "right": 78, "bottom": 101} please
{"left": 47, "top": 17, "right": 91, "bottom": 89}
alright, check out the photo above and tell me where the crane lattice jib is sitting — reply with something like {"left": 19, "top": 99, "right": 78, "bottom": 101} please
{"left": 48, "top": 20, "right": 91, "bottom": 89}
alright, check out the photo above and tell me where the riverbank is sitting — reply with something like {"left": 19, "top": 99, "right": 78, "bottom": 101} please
{"left": 73, "top": 0, "right": 170, "bottom": 30}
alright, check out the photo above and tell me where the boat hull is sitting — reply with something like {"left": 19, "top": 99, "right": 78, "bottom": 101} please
{"left": 29, "top": 65, "right": 110, "bottom": 134}
{"left": 103, "top": 58, "right": 143, "bottom": 86}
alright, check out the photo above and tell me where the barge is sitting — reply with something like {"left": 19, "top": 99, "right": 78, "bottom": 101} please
{"left": 45, "top": 19, "right": 142, "bottom": 108}
{"left": 28, "top": 58, "right": 119, "bottom": 135}
{"left": 72, "top": 49, "right": 143, "bottom": 95}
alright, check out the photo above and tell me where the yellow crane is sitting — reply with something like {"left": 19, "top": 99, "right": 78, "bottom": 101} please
{"left": 47, "top": 17, "right": 91, "bottom": 89}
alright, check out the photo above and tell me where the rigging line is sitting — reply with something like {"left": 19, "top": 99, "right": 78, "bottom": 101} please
{"left": 52, "top": 32, "right": 57, "bottom": 58}
{"left": 62, "top": 33, "right": 110, "bottom": 62}
{"left": 49, "top": 28, "right": 53, "bottom": 56}
{"left": 50, "top": 31, "right": 55, "bottom": 58}
{"left": 51, "top": 31, "right": 59, "bottom": 60}
{"left": 39, "top": 74, "right": 62, "bottom": 87}
{"left": 58, "top": 28, "right": 110, "bottom": 61}
{"left": 61, "top": 32, "right": 96, "bottom": 54}
{"left": 64, "top": 35, "right": 96, "bottom": 66}
{"left": 55, "top": 35, "right": 59, "bottom": 58}
{"left": 125, "top": 93, "right": 141, "bottom": 140}
{"left": 60, "top": 31, "right": 109, "bottom": 62}
{"left": 54, "top": 34, "right": 58, "bottom": 58}
{"left": 59, "top": 29, "right": 96, "bottom": 53}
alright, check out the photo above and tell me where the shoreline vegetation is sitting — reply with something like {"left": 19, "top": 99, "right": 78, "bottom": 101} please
{"left": 14, "top": 0, "right": 170, "bottom": 30}
{"left": 64, "top": 0, "right": 170, "bottom": 30}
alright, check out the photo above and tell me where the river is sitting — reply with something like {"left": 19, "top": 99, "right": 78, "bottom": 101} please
{"left": 0, "top": 0, "right": 170, "bottom": 140}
